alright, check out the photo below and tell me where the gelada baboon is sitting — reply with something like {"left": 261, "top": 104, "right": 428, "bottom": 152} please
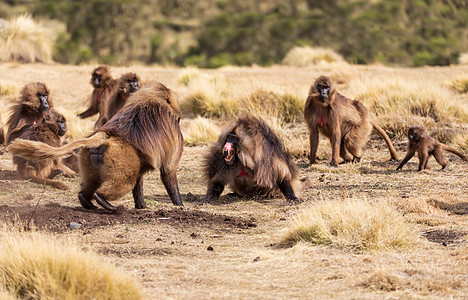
{"left": 6, "top": 82, "right": 53, "bottom": 145}
{"left": 11, "top": 110, "right": 76, "bottom": 190}
{"left": 8, "top": 82, "right": 183, "bottom": 212}
{"left": 396, "top": 126, "right": 467, "bottom": 171}
{"left": 77, "top": 65, "right": 117, "bottom": 129}
{"left": 105, "top": 72, "right": 141, "bottom": 123}
{"left": 304, "top": 75, "right": 398, "bottom": 167}
{"left": 203, "top": 114, "right": 300, "bottom": 203}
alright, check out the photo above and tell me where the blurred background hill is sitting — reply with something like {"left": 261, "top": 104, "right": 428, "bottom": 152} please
{"left": 1, "top": 0, "right": 467, "bottom": 67}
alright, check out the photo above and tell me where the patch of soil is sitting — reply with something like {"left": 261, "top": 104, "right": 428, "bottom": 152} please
{"left": 422, "top": 229, "right": 466, "bottom": 245}
{"left": 0, "top": 205, "right": 257, "bottom": 233}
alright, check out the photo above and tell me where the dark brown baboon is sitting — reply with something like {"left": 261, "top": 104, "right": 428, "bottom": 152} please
{"left": 203, "top": 114, "right": 300, "bottom": 203}
{"left": 105, "top": 72, "right": 141, "bottom": 123}
{"left": 304, "top": 75, "right": 398, "bottom": 167}
{"left": 6, "top": 82, "right": 53, "bottom": 145}
{"left": 396, "top": 126, "right": 467, "bottom": 171}
{"left": 77, "top": 65, "right": 117, "bottom": 129}
{"left": 11, "top": 110, "right": 75, "bottom": 190}
{"left": 8, "top": 82, "right": 183, "bottom": 212}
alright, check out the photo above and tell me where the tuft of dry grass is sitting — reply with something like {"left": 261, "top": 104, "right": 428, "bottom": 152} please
{"left": 451, "top": 132, "right": 468, "bottom": 152}
{"left": 449, "top": 77, "right": 468, "bottom": 93}
{"left": 458, "top": 52, "right": 468, "bottom": 65}
{"left": 282, "top": 199, "right": 420, "bottom": 251}
{"left": 183, "top": 116, "right": 220, "bottom": 146}
{"left": 0, "top": 15, "right": 53, "bottom": 63}
{"left": 282, "top": 46, "right": 347, "bottom": 67}
{"left": 177, "top": 67, "right": 202, "bottom": 86}
{"left": 346, "top": 77, "right": 468, "bottom": 136}
{"left": 0, "top": 230, "right": 145, "bottom": 300}
{"left": 0, "top": 82, "right": 19, "bottom": 97}
{"left": 180, "top": 73, "right": 239, "bottom": 118}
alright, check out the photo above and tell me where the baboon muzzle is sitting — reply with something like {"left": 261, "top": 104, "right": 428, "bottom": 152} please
{"left": 223, "top": 142, "right": 235, "bottom": 165}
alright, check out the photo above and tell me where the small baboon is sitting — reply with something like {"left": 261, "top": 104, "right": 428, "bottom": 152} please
{"left": 11, "top": 110, "right": 75, "bottom": 190}
{"left": 6, "top": 82, "right": 53, "bottom": 145}
{"left": 105, "top": 72, "right": 141, "bottom": 123}
{"left": 77, "top": 65, "right": 117, "bottom": 129}
{"left": 8, "top": 82, "right": 184, "bottom": 212}
{"left": 203, "top": 114, "right": 300, "bottom": 203}
{"left": 396, "top": 126, "right": 467, "bottom": 171}
{"left": 304, "top": 75, "right": 398, "bottom": 167}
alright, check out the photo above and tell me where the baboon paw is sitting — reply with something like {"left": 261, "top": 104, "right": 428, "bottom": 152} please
{"left": 78, "top": 192, "right": 98, "bottom": 209}
{"left": 93, "top": 193, "right": 117, "bottom": 212}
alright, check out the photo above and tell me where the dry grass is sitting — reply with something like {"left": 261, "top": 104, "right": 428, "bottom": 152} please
{"left": 0, "top": 15, "right": 53, "bottom": 63}
{"left": 282, "top": 46, "right": 347, "bottom": 67}
{"left": 449, "top": 77, "right": 468, "bottom": 93}
{"left": 0, "top": 229, "right": 145, "bottom": 300}
{"left": 182, "top": 116, "right": 220, "bottom": 146}
{"left": 282, "top": 199, "right": 420, "bottom": 251}
{"left": 346, "top": 76, "right": 468, "bottom": 136}
{"left": 451, "top": 132, "right": 468, "bottom": 152}
{"left": 458, "top": 52, "right": 468, "bottom": 65}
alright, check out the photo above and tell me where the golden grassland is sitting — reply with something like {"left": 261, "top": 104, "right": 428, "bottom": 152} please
{"left": 0, "top": 62, "right": 467, "bottom": 299}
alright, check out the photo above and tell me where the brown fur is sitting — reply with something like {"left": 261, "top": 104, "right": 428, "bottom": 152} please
{"left": 203, "top": 114, "right": 300, "bottom": 203}
{"left": 105, "top": 72, "right": 141, "bottom": 123}
{"left": 6, "top": 82, "right": 53, "bottom": 145}
{"left": 77, "top": 65, "right": 117, "bottom": 129}
{"left": 7, "top": 82, "right": 184, "bottom": 212}
{"left": 11, "top": 110, "right": 75, "bottom": 190}
{"left": 304, "top": 75, "right": 398, "bottom": 167}
{"left": 397, "top": 126, "right": 467, "bottom": 171}
{"left": 0, "top": 113, "right": 4, "bottom": 145}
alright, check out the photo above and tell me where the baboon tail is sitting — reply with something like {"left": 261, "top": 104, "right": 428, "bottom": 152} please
{"left": 370, "top": 121, "right": 399, "bottom": 160}
{"left": 443, "top": 146, "right": 468, "bottom": 161}
{"left": 6, "top": 132, "right": 108, "bottom": 161}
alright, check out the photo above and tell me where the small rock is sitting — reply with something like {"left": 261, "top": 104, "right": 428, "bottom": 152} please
{"left": 156, "top": 238, "right": 163, "bottom": 241}
{"left": 190, "top": 232, "right": 199, "bottom": 238}
{"left": 69, "top": 222, "right": 82, "bottom": 230}
{"left": 253, "top": 256, "right": 261, "bottom": 262}
{"left": 207, "top": 246, "right": 214, "bottom": 251}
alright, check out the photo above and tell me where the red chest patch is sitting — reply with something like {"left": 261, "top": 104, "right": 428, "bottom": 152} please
{"left": 237, "top": 165, "right": 253, "bottom": 178}
{"left": 318, "top": 115, "right": 327, "bottom": 126}
{"left": 97, "top": 90, "right": 103, "bottom": 103}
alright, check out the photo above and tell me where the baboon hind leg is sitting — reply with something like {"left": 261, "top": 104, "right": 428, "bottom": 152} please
{"left": 433, "top": 149, "right": 447, "bottom": 170}
{"left": 339, "top": 141, "right": 353, "bottom": 163}
{"left": 133, "top": 176, "right": 146, "bottom": 209}
{"left": 161, "top": 169, "right": 183, "bottom": 206}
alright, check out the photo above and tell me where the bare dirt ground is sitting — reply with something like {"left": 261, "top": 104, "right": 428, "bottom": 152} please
{"left": 0, "top": 63, "right": 467, "bottom": 299}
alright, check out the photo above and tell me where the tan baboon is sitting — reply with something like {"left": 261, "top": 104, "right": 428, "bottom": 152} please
{"left": 105, "top": 72, "right": 141, "bottom": 123}
{"left": 11, "top": 110, "right": 75, "bottom": 190}
{"left": 6, "top": 82, "right": 53, "bottom": 145}
{"left": 397, "top": 126, "right": 467, "bottom": 171}
{"left": 203, "top": 114, "right": 300, "bottom": 203}
{"left": 77, "top": 65, "right": 117, "bottom": 129}
{"left": 8, "top": 82, "right": 183, "bottom": 212}
{"left": 304, "top": 75, "right": 398, "bottom": 167}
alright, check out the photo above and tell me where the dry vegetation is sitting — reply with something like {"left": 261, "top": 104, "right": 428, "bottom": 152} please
{"left": 0, "top": 62, "right": 467, "bottom": 299}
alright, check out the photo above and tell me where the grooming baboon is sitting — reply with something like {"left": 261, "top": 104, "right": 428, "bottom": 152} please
{"left": 105, "top": 72, "right": 141, "bottom": 123}
{"left": 11, "top": 110, "right": 76, "bottom": 190}
{"left": 203, "top": 114, "right": 300, "bottom": 203}
{"left": 8, "top": 82, "right": 183, "bottom": 212}
{"left": 396, "top": 126, "right": 467, "bottom": 171}
{"left": 77, "top": 65, "right": 117, "bottom": 129}
{"left": 304, "top": 75, "right": 398, "bottom": 167}
{"left": 6, "top": 82, "right": 53, "bottom": 145}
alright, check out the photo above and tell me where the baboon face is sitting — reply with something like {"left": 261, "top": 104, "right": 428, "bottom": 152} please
{"left": 119, "top": 73, "right": 140, "bottom": 94}
{"left": 91, "top": 66, "right": 109, "bottom": 88}
{"left": 37, "top": 88, "right": 49, "bottom": 111}
{"left": 24, "top": 82, "right": 50, "bottom": 112}
{"left": 222, "top": 132, "right": 240, "bottom": 165}
{"left": 315, "top": 76, "right": 332, "bottom": 103}
{"left": 44, "top": 111, "right": 67, "bottom": 136}
{"left": 408, "top": 126, "right": 423, "bottom": 143}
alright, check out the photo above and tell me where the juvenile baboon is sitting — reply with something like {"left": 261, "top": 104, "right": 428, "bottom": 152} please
{"left": 396, "top": 126, "right": 467, "bottom": 171}
{"left": 11, "top": 110, "right": 75, "bottom": 190}
{"left": 6, "top": 82, "right": 53, "bottom": 145}
{"left": 105, "top": 72, "right": 141, "bottom": 123}
{"left": 203, "top": 114, "right": 300, "bottom": 203}
{"left": 304, "top": 75, "right": 398, "bottom": 167}
{"left": 77, "top": 65, "right": 117, "bottom": 129}
{"left": 8, "top": 82, "right": 184, "bottom": 212}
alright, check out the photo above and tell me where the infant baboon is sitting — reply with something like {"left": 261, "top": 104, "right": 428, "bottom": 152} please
{"left": 397, "top": 126, "right": 467, "bottom": 171}
{"left": 203, "top": 114, "right": 300, "bottom": 203}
